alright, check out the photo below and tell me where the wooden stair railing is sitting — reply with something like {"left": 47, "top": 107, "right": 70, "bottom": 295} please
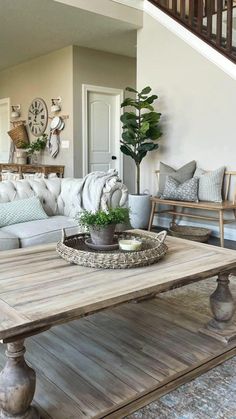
{"left": 149, "top": 0, "right": 236, "bottom": 63}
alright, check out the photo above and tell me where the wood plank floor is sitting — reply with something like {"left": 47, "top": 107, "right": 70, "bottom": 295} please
{"left": 1, "top": 296, "right": 236, "bottom": 419}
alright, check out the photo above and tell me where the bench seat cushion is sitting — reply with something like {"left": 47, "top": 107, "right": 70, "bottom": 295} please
{"left": 0, "top": 231, "right": 19, "bottom": 251}
{"left": 1, "top": 216, "right": 79, "bottom": 248}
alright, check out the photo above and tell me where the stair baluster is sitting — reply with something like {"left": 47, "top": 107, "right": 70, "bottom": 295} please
{"left": 149, "top": 0, "right": 236, "bottom": 63}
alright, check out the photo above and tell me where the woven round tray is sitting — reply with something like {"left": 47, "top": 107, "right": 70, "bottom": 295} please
{"left": 56, "top": 230, "right": 168, "bottom": 269}
{"left": 169, "top": 223, "right": 211, "bottom": 243}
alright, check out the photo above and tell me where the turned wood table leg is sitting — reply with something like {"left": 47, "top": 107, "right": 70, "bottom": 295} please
{"left": 0, "top": 339, "right": 39, "bottom": 419}
{"left": 200, "top": 273, "right": 236, "bottom": 344}
{"left": 208, "top": 273, "right": 235, "bottom": 330}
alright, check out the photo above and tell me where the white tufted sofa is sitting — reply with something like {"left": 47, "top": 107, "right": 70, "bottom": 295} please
{"left": 0, "top": 177, "right": 128, "bottom": 251}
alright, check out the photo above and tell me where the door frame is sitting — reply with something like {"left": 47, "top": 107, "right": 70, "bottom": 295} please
{"left": 0, "top": 97, "right": 10, "bottom": 161}
{"left": 82, "top": 84, "right": 124, "bottom": 177}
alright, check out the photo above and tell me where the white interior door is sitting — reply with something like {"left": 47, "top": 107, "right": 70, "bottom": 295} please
{"left": 0, "top": 98, "right": 10, "bottom": 162}
{"left": 86, "top": 88, "right": 122, "bottom": 174}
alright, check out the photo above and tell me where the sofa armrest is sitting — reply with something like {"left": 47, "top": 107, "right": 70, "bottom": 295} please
{"left": 100, "top": 178, "right": 128, "bottom": 210}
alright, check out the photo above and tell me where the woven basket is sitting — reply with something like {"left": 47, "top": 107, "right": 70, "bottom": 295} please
{"left": 56, "top": 230, "right": 168, "bottom": 269}
{"left": 8, "top": 124, "right": 29, "bottom": 148}
{"left": 169, "top": 223, "right": 211, "bottom": 243}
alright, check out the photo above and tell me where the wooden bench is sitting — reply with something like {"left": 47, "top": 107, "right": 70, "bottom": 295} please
{"left": 148, "top": 170, "right": 236, "bottom": 247}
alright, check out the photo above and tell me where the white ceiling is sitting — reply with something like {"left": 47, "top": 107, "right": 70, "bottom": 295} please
{"left": 0, "top": 0, "right": 138, "bottom": 72}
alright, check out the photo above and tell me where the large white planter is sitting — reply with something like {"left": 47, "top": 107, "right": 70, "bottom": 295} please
{"left": 128, "top": 194, "right": 151, "bottom": 229}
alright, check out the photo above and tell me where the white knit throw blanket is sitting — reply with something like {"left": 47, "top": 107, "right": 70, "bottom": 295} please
{"left": 80, "top": 169, "right": 120, "bottom": 212}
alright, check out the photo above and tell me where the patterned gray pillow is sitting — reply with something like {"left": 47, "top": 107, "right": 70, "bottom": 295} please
{"left": 158, "top": 161, "right": 196, "bottom": 196}
{"left": 161, "top": 176, "right": 199, "bottom": 202}
{"left": 194, "top": 167, "right": 225, "bottom": 202}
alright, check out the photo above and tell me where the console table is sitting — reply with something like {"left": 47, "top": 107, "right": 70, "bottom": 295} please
{"left": 0, "top": 163, "right": 64, "bottom": 180}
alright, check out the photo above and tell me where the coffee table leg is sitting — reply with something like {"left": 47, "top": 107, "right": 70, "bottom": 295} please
{"left": 200, "top": 273, "right": 236, "bottom": 344}
{"left": 0, "top": 339, "right": 40, "bottom": 419}
{"left": 208, "top": 273, "right": 235, "bottom": 330}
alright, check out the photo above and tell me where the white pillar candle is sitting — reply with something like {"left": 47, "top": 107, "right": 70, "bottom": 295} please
{"left": 119, "top": 239, "right": 142, "bottom": 251}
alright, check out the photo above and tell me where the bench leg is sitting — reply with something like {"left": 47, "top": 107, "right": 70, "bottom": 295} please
{"left": 219, "top": 210, "right": 225, "bottom": 247}
{"left": 148, "top": 201, "right": 156, "bottom": 231}
{"left": 172, "top": 205, "right": 177, "bottom": 224}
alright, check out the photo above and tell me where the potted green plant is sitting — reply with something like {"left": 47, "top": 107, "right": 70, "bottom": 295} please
{"left": 120, "top": 86, "right": 162, "bottom": 228}
{"left": 27, "top": 134, "right": 48, "bottom": 164}
{"left": 77, "top": 207, "right": 130, "bottom": 246}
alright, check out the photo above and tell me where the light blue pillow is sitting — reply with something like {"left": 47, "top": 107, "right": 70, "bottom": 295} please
{"left": 0, "top": 196, "right": 48, "bottom": 227}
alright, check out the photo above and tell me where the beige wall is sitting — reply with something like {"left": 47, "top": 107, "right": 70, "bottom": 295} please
{"left": 137, "top": 13, "right": 236, "bottom": 237}
{"left": 0, "top": 45, "right": 136, "bottom": 188}
{"left": 0, "top": 46, "right": 74, "bottom": 176}
{"left": 137, "top": 13, "right": 236, "bottom": 193}
{"left": 54, "top": 0, "right": 143, "bottom": 26}
{"left": 73, "top": 46, "right": 136, "bottom": 192}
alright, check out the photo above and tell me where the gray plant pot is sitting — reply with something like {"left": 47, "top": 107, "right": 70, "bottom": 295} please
{"left": 15, "top": 149, "right": 27, "bottom": 165}
{"left": 128, "top": 194, "right": 151, "bottom": 229}
{"left": 89, "top": 224, "right": 116, "bottom": 246}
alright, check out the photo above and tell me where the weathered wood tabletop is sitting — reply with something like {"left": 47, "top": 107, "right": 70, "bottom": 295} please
{"left": 1, "top": 234, "right": 236, "bottom": 342}
{"left": 1, "top": 233, "right": 236, "bottom": 419}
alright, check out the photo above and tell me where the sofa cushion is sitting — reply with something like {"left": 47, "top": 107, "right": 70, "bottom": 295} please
{"left": 0, "top": 196, "right": 48, "bottom": 227}
{"left": 0, "top": 231, "right": 19, "bottom": 251}
{"left": 158, "top": 161, "right": 196, "bottom": 196}
{"left": 58, "top": 178, "right": 84, "bottom": 217}
{"left": 1, "top": 216, "right": 79, "bottom": 248}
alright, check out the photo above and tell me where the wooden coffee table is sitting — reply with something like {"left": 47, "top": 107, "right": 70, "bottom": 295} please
{"left": 1, "top": 231, "right": 236, "bottom": 419}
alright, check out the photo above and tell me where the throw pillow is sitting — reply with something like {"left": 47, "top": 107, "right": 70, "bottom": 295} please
{"left": 194, "top": 166, "right": 225, "bottom": 202}
{"left": 158, "top": 161, "right": 196, "bottom": 196}
{"left": 161, "top": 176, "right": 199, "bottom": 202}
{"left": 0, "top": 196, "right": 48, "bottom": 227}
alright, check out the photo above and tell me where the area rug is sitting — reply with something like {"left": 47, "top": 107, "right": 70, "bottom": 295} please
{"left": 127, "top": 275, "right": 236, "bottom": 419}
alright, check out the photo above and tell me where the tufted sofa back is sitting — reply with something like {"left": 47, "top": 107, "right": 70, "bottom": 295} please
{"left": 0, "top": 178, "right": 84, "bottom": 217}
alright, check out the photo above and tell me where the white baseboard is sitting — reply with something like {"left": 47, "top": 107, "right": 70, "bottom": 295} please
{"left": 154, "top": 215, "right": 236, "bottom": 242}
{"left": 143, "top": 1, "right": 236, "bottom": 81}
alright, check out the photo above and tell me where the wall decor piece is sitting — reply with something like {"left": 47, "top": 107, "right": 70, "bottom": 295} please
{"left": 51, "top": 97, "right": 61, "bottom": 113}
{"left": 11, "top": 105, "right": 21, "bottom": 119}
{"left": 28, "top": 98, "right": 48, "bottom": 137}
{"left": 8, "top": 124, "right": 29, "bottom": 149}
{"left": 50, "top": 116, "right": 62, "bottom": 131}
{"left": 48, "top": 116, "right": 66, "bottom": 158}
{"left": 10, "top": 120, "right": 26, "bottom": 127}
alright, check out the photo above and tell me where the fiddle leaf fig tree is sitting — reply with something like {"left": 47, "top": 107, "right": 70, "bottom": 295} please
{"left": 120, "top": 86, "right": 162, "bottom": 195}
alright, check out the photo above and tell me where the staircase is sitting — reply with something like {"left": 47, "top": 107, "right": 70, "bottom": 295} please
{"left": 149, "top": 1, "right": 236, "bottom": 62}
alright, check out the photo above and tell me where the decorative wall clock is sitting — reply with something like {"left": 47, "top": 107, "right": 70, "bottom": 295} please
{"left": 28, "top": 98, "right": 48, "bottom": 137}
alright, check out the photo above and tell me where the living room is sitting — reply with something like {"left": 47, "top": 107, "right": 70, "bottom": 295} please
{"left": 0, "top": 1, "right": 236, "bottom": 418}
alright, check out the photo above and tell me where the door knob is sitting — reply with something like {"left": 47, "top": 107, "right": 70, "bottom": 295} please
{"left": 111, "top": 155, "right": 117, "bottom": 160}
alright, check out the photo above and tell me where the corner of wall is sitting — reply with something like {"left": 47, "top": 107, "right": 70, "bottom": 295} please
{"left": 72, "top": 46, "right": 82, "bottom": 178}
